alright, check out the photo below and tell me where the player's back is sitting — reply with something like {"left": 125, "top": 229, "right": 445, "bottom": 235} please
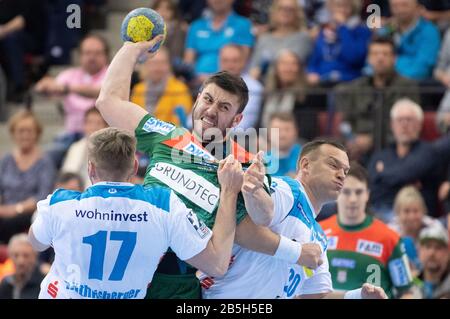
{"left": 35, "top": 182, "right": 182, "bottom": 299}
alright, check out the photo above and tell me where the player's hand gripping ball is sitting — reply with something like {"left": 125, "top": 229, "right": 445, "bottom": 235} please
{"left": 121, "top": 7, "right": 166, "bottom": 53}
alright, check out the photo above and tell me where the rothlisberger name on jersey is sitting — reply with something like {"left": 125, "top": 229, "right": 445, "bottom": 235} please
{"left": 32, "top": 182, "right": 212, "bottom": 299}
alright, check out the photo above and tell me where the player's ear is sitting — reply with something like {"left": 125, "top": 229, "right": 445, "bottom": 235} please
{"left": 132, "top": 158, "right": 139, "bottom": 177}
{"left": 299, "top": 156, "right": 310, "bottom": 176}
{"left": 88, "top": 160, "right": 96, "bottom": 183}
{"left": 231, "top": 113, "right": 243, "bottom": 128}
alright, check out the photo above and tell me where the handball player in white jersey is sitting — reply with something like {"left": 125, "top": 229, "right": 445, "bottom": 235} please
{"left": 201, "top": 140, "right": 388, "bottom": 299}
{"left": 28, "top": 127, "right": 243, "bottom": 299}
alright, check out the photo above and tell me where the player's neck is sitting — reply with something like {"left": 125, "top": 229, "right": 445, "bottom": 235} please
{"left": 338, "top": 212, "right": 366, "bottom": 226}
{"left": 299, "top": 180, "right": 321, "bottom": 216}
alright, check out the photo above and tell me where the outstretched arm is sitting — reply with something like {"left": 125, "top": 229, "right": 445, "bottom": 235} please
{"left": 95, "top": 37, "right": 163, "bottom": 132}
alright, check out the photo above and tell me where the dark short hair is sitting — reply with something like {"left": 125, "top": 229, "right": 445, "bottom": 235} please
{"left": 80, "top": 33, "right": 110, "bottom": 57}
{"left": 299, "top": 139, "right": 347, "bottom": 161}
{"left": 369, "top": 36, "right": 395, "bottom": 54}
{"left": 56, "top": 172, "right": 84, "bottom": 190}
{"left": 346, "top": 161, "right": 369, "bottom": 187}
{"left": 201, "top": 71, "right": 249, "bottom": 114}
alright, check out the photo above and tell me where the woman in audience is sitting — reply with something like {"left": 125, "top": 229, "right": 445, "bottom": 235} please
{"left": 260, "top": 50, "right": 317, "bottom": 140}
{"left": 0, "top": 110, "right": 56, "bottom": 244}
{"left": 389, "top": 186, "right": 443, "bottom": 273}
{"left": 249, "top": 0, "right": 312, "bottom": 81}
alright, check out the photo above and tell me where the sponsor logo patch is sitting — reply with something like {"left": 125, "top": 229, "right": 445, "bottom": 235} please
{"left": 186, "top": 211, "right": 211, "bottom": 239}
{"left": 142, "top": 117, "right": 176, "bottom": 135}
{"left": 150, "top": 162, "right": 219, "bottom": 213}
{"left": 182, "top": 142, "right": 215, "bottom": 161}
{"left": 389, "top": 255, "right": 412, "bottom": 287}
{"left": 356, "top": 239, "right": 383, "bottom": 258}
{"left": 331, "top": 257, "right": 356, "bottom": 269}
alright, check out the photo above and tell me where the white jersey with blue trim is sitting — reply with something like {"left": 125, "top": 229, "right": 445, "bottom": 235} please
{"left": 201, "top": 176, "right": 332, "bottom": 299}
{"left": 31, "top": 182, "right": 212, "bottom": 299}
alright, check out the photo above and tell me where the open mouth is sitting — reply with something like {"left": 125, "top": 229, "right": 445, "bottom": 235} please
{"left": 201, "top": 117, "right": 216, "bottom": 128}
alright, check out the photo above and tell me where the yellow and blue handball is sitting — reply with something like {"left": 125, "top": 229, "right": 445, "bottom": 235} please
{"left": 121, "top": 7, "right": 166, "bottom": 53}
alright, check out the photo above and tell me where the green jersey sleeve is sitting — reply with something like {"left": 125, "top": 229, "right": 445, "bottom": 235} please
{"left": 135, "top": 114, "right": 177, "bottom": 155}
{"left": 388, "top": 238, "right": 414, "bottom": 295}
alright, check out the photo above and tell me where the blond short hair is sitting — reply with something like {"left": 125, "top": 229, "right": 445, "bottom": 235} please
{"left": 8, "top": 109, "right": 43, "bottom": 139}
{"left": 87, "top": 127, "right": 136, "bottom": 181}
{"left": 394, "top": 186, "right": 427, "bottom": 215}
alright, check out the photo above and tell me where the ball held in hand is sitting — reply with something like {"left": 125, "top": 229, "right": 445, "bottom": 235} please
{"left": 121, "top": 7, "right": 166, "bottom": 52}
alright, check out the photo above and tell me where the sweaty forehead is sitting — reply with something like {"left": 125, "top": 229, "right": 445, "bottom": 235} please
{"left": 202, "top": 83, "right": 240, "bottom": 107}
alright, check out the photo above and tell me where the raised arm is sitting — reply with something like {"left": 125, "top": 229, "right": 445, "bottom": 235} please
{"left": 95, "top": 37, "right": 163, "bottom": 132}
{"left": 186, "top": 155, "right": 243, "bottom": 277}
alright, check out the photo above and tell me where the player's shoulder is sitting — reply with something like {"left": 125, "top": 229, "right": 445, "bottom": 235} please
{"left": 49, "top": 188, "right": 82, "bottom": 206}
{"left": 319, "top": 214, "right": 339, "bottom": 230}
{"left": 370, "top": 217, "right": 401, "bottom": 243}
{"left": 140, "top": 185, "right": 175, "bottom": 213}
{"left": 137, "top": 113, "right": 180, "bottom": 136}
{"left": 270, "top": 176, "right": 299, "bottom": 194}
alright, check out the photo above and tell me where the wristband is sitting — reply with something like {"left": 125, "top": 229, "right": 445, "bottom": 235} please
{"left": 344, "top": 288, "right": 362, "bottom": 299}
{"left": 274, "top": 235, "right": 302, "bottom": 264}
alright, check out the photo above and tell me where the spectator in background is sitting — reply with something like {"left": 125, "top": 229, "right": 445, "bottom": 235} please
{"left": 379, "top": 0, "right": 440, "bottom": 81}
{"left": 248, "top": 0, "right": 312, "bottom": 81}
{"left": 0, "top": 233, "right": 44, "bottom": 299}
{"left": 416, "top": 224, "right": 450, "bottom": 299}
{"left": 368, "top": 99, "right": 441, "bottom": 223}
{"left": 335, "top": 36, "right": 420, "bottom": 163}
{"left": 261, "top": 50, "right": 317, "bottom": 140}
{"left": 0, "top": 110, "right": 56, "bottom": 244}
{"left": 320, "top": 162, "right": 414, "bottom": 299}
{"left": 131, "top": 47, "right": 193, "bottom": 126}
{"left": 420, "top": 0, "right": 450, "bottom": 32}
{"left": 61, "top": 107, "right": 108, "bottom": 188}
{"left": 434, "top": 29, "right": 450, "bottom": 134}
{"left": 184, "top": 0, "right": 254, "bottom": 82}
{"left": 35, "top": 34, "right": 109, "bottom": 167}
{"left": 390, "top": 186, "right": 443, "bottom": 246}
{"left": 307, "top": 0, "right": 371, "bottom": 85}
{"left": 0, "top": 0, "right": 48, "bottom": 100}
{"left": 219, "top": 44, "right": 263, "bottom": 130}
{"left": 264, "top": 112, "right": 302, "bottom": 177}
{"left": 154, "top": 0, "right": 188, "bottom": 65}
{"left": 389, "top": 186, "right": 443, "bottom": 273}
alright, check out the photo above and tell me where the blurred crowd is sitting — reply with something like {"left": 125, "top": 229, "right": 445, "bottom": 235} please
{"left": 0, "top": 0, "right": 449, "bottom": 299}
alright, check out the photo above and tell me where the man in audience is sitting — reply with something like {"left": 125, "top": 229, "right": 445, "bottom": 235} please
{"left": 416, "top": 224, "right": 450, "bottom": 298}
{"left": 368, "top": 99, "right": 442, "bottom": 222}
{"left": 380, "top": 0, "right": 440, "bottom": 80}
{"left": 0, "top": 233, "right": 44, "bottom": 299}
{"left": 335, "top": 37, "right": 420, "bottom": 161}
{"left": 35, "top": 34, "right": 109, "bottom": 167}
{"left": 184, "top": 0, "right": 254, "bottom": 82}
{"left": 219, "top": 44, "right": 263, "bottom": 130}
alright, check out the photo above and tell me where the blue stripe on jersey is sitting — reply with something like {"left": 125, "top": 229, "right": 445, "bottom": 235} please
{"left": 50, "top": 184, "right": 171, "bottom": 212}
{"left": 276, "top": 176, "right": 328, "bottom": 251}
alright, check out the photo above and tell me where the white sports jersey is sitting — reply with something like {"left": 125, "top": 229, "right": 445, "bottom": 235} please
{"left": 32, "top": 182, "right": 212, "bottom": 299}
{"left": 201, "top": 176, "right": 332, "bottom": 299}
